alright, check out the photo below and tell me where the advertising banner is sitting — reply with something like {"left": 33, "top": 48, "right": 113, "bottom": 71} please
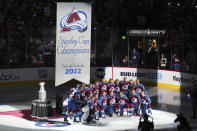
{"left": 55, "top": 3, "right": 91, "bottom": 86}
{"left": 104, "top": 67, "right": 197, "bottom": 88}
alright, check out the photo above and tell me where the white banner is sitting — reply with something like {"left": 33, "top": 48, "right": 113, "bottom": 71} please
{"left": 55, "top": 2, "right": 91, "bottom": 86}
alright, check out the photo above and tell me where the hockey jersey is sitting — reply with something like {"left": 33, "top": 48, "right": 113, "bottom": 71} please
{"left": 92, "top": 86, "right": 100, "bottom": 94}
{"left": 140, "top": 95, "right": 151, "bottom": 105}
{"left": 107, "top": 95, "right": 116, "bottom": 106}
{"left": 107, "top": 83, "right": 115, "bottom": 93}
{"left": 128, "top": 94, "right": 141, "bottom": 105}
{"left": 99, "top": 82, "right": 108, "bottom": 93}
{"left": 134, "top": 84, "right": 146, "bottom": 94}
{"left": 116, "top": 96, "right": 129, "bottom": 105}
{"left": 98, "top": 95, "right": 107, "bottom": 106}
{"left": 114, "top": 83, "right": 121, "bottom": 94}
{"left": 120, "top": 81, "right": 130, "bottom": 92}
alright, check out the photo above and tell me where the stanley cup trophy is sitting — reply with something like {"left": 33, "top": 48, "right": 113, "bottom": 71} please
{"left": 39, "top": 82, "right": 46, "bottom": 101}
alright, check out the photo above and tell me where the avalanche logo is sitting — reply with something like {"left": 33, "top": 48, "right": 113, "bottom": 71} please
{"left": 132, "top": 98, "right": 137, "bottom": 103}
{"left": 115, "top": 87, "right": 120, "bottom": 92}
{"left": 122, "top": 85, "right": 128, "bottom": 90}
{"left": 109, "top": 87, "right": 115, "bottom": 92}
{"left": 136, "top": 88, "right": 142, "bottom": 93}
{"left": 119, "top": 100, "right": 125, "bottom": 105}
{"left": 102, "top": 85, "right": 107, "bottom": 90}
{"left": 142, "top": 99, "right": 147, "bottom": 105}
{"left": 110, "top": 99, "right": 115, "bottom": 105}
{"left": 60, "top": 7, "right": 87, "bottom": 33}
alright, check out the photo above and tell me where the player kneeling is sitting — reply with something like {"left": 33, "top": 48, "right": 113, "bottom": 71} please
{"left": 87, "top": 95, "right": 99, "bottom": 122}
{"left": 107, "top": 91, "right": 117, "bottom": 117}
{"left": 140, "top": 91, "right": 152, "bottom": 115}
{"left": 66, "top": 91, "right": 82, "bottom": 124}
{"left": 128, "top": 89, "right": 141, "bottom": 116}
{"left": 116, "top": 91, "right": 130, "bottom": 117}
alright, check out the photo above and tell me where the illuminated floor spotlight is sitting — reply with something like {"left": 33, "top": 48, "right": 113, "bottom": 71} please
{"left": 0, "top": 107, "right": 178, "bottom": 131}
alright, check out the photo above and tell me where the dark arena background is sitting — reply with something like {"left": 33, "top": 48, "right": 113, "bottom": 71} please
{"left": 0, "top": 0, "right": 197, "bottom": 131}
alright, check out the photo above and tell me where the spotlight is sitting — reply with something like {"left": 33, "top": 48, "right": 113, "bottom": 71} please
{"left": 177, "top": 3, "right": 180, "bottom": 6}
{"left": 168, "top": 2, "right": 171, "bottom": 6}
{"left": 138, "top": 114, "right": 154, "bottom": 131}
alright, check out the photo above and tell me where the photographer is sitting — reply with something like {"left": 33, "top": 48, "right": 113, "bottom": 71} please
{"left": 189, "top": 79, "right": 197, "bottom": 119}
{"left": 138, "top": 114, "right": 154, "bottom": 131}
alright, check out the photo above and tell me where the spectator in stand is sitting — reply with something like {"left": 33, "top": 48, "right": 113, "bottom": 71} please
{"left": 146, "top": 44, "right": 152, "bottom": 68}
{"left": 160, "top": 53, "right": 167, "bottom": 69}
{"left": 173, "top": 53, "right": 180, "bottom": 71}
{"left": 130, "top": 48, "right": 140, "bottom": 67}
{"left": 113, "top": 55, "right": 120, "bottom": 66}
{"left": 121, "top": 56, "right": 130, "bottom": 67}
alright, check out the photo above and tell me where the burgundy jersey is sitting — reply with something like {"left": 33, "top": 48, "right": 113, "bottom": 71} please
{"left": 93, "top": 86, "right": 100, "bottom": 94}
{"left": 116, "top": 96, "right": 128, "bottom": 105}
{"left": 134, "top": 86, "right": 144, "bottom": 94}
{"left": 107, "top": 83, "right": 115, "bottom": 93}
{"left": 120, "top": 81, "right": 130, "bottom": 92}
{"left": 129, "top": 95, "right": 140, "bottom": 105}
{"left": 114, "top": 83, "right": 121, "bottom": 94}
{"left": 99, "top": 83, "right": 108, "bottom": 93}
{"left": 93, "top": 98, "right": 99, "bottom": 107}
{"left": 107, "top": 95, "right": 116, "bottom": 106}
{"left": 81, "top": 89, "right": 86, "bottom": 97}
{"left": 85, "top": 88, "right": 93, "bottom": 96}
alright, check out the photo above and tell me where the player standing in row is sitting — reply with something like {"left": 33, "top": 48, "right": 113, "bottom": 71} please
{"left": 114, "top": 79, "right": 121, "bottom": 95}
{"left": 120, "top": 77, "right": 130, "bottom": 96}
{"left": 107, "top": 78, "right": 115, "bottom": 93}
{"left": 134, "top": 80, "right": 147, "bottom": 94}
{"left": 93, "top": 81, "right": 100, "bottom": 95}
{"left": 99, "top": 79, "right": 108, "bottom": 93}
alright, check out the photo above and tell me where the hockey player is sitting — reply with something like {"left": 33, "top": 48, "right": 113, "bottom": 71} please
{"left": 114, "top": 79, "right": 121, "bottom": 95}
{"left": 81, "top": 87, "right": 86, "bottom": 97}
{"left": 99, "top": 79, "right": 108, "bottom": 93}
{"left": 107, "top": 78, "right": 115, "bottom": 93}
{"left": 107, "top": 91, "right": 117, "bottom": 117}
{"left": 98, "top": 91, "right": 108, "bottom": 118}
{"left": 129, "top": 79, "right": 135, "bottom": 90}
{"left": 70, "top": 84, "right": 82, "bottom": 101}
{"left": 82, "top": 83, "right": 88, "bottom": 90}
{"left": 87, "top": 96, "right": 99, "bottom": 121}
{"left": 93, "top": 93, "right": 100, "bottom": 120}
{"left": 92, "top": 81, "right": 100, "bottom": 95}
{"left": 116, "top": 91, "right": 130, "bottom": 117}
{"left": 134, "top": 80, "right": 146, "bottom": 94}
{"left": 120, "top": 77, "right": 130, "bottom": 96}
{"left": 128, "top": 89, "right": 141, "bottom": 116}
{"left": 67, "top": 91, "right": 81, "bottom": 123}
{"left": 140, "top": 91, "right": 152, "bottom": 115}
{"left": 86, "top": 89, "right": 93, "bottom": 100}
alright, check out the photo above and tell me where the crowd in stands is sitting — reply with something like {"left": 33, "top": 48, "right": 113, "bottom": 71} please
{"left": 0, "top": 0, "right": 196, "bottom": 73}
{"left": 0, "top": 0, "right": 56, "bottom": 68}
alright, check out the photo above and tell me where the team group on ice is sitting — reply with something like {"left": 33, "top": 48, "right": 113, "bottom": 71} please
{"left": 63, "top": 77, "right": 152, "bottom": 123}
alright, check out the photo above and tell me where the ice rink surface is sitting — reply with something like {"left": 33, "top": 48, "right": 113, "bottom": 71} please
{"left": 0, "top": 85, "right": 197, "bottom": 131}
{"left": 0, "top": 108, "right": 177, "bottom": 131}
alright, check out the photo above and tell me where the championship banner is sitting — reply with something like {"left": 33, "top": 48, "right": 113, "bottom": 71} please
{"left": 55, "top": 3, "right": 91, "bottom": 86}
